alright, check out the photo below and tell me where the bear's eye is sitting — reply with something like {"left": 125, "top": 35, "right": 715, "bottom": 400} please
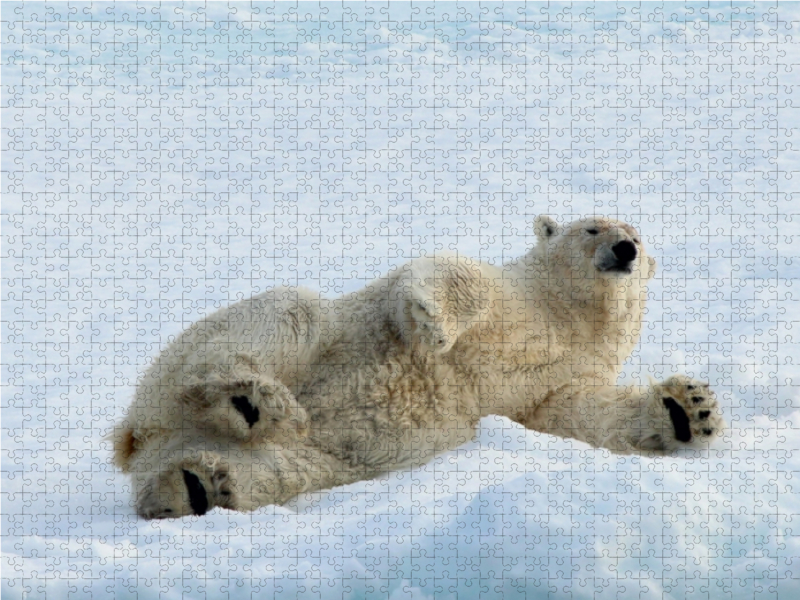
{"left": 633, "top": 238, "right": 640, "bottom": 244}
{"left": 585, "top": 228, "right": 599, "bottom": 235}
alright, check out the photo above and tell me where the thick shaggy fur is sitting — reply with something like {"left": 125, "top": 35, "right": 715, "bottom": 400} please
{"left": 111, "top": 216, "right": 725, "bottom": 519}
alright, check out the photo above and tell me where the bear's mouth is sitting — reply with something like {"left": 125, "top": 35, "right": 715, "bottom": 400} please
{"left": 598, "top": 265, "right": 634, "bottom": 275}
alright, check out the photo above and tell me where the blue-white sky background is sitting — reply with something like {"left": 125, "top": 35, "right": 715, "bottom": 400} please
{"left": 2, "top": 2, "right": 799, "bottom": 598}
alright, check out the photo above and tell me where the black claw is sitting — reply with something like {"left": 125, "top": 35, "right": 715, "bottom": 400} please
{"left": 231, "top": 395, "right": 260, "bottom": 428}
{"left": 663, "top": 397, "right": 692, "bottom": 443}
{"left": 691, "top": 396, "right": 704, "bottom": 404}
{"left": 699, "top": 410, "right": 711, "bottom": 420}
{"left": 703, "top": 428, "right": 714, "bottom": 436}
{"left": 182, "top": 470, "right": 209, "bottom": 516}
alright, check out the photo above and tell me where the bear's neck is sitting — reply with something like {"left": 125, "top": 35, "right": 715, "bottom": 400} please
{"left": 514, "top": 251, "right": 647, "bottom": 369}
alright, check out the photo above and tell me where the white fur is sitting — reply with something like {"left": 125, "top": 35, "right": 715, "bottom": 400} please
{"left": 111, "top": 216, "right": 726, "bottom": 519}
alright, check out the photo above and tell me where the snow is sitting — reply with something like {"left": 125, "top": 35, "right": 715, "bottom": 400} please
{"left": 4, "top": 417, "right": 799, "bottom": 599}
{"left": 3, "top": 2, "right": 800, "bottom": 599}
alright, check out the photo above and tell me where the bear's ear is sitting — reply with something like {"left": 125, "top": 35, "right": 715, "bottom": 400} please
{"left": 534, "top": 215, "right": 560, "bottom": 241}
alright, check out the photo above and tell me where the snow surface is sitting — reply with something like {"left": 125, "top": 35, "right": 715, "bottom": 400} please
{"left": 3, "top": 3, "right": 800, "bottom": 599}
{"left": 4, "top": 417, "right": 799, "bottom": 600}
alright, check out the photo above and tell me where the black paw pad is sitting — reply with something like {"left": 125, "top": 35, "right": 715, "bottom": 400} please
{"left": 182, "top": 469, "right": 209, "bottom": 516}
{"left": 231, "top": 395, "right": 260, "bottom": 428}
{"left": 662, "top": 397, "right": 692, "bottom": 442}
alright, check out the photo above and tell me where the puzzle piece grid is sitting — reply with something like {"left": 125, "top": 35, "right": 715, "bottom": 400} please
{"left": 2, "top": 2, "right": 799, "bottom": 599}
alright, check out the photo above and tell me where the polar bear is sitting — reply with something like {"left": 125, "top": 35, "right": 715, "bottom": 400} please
{"left": 111, "top": 215, "right": 725, "bottom": 519}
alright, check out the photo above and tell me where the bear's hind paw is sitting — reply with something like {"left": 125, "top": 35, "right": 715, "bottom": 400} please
{"left": 136, "top": 452, "right": 233, "bottom": 520}
{"left": 195, "top": 379, "right": 309, "bottom": 442}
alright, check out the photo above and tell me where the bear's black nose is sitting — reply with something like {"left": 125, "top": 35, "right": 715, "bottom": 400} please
{"left": 612, "top": 241, "right": 637, "bottom": 264}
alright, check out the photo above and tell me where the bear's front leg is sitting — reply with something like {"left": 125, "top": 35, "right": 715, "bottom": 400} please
{"left": 520, "top": 375, "right": 725, "bottom": 454}
{"left": 390, "top": 255, "right": 492, "bottom": 355}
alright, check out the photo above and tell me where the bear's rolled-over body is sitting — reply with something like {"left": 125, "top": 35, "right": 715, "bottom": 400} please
{"left": 111, "top": 216, "right": 725, "bottom": 519}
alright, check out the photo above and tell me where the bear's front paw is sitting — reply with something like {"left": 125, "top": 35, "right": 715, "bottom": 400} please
{"left": 136, "top": 452, "right": 233, "bottom": 520}
{"left": 409, "top": 299, "right": 458, "bottom": 354}
{"left": 638, "top": 375, "right": 726, "bottom": 452}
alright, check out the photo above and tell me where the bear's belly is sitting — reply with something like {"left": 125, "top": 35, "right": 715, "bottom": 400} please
{"left": 299, "top": 360, "right": 481, "bottom": 473}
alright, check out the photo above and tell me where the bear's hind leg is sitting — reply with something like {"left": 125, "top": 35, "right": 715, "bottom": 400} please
{"left": 135, "top": 446, "right": 236, "bottom": 519}
{"left": 184, "top": 375, "right": 309, "bottom": 444}
{"left": 134, "top": 437, "right": 360, "bottom": 519}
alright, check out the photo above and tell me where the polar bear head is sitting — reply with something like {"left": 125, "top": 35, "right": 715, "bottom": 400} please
{"left": 532, "top": 215, "right": 657, "bottom": 297}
